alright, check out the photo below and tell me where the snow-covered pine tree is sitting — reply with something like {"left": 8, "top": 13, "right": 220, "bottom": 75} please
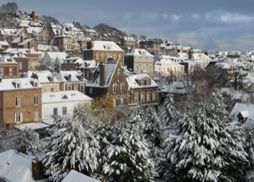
{"left": 161, "top": 93, "right": 250, "bottom": 182}
{"left": 17, "top": 128, "right": 43, "bottom": 156}
{"left": 99, "top": 115, "right": 155, "bottom": 182}
{"left": 42, "top": 117, "right": 100, "bottom": 182}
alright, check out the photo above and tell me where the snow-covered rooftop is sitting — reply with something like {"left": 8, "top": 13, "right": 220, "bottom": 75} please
{"left": 45, "top": 52, "right": 67, "bottom": 60}
{"left": 88, "top": 41, "right": 123, "bottom": 51}
{"left": 230, "top": 103, "right": 254, "bottom": 121}
{"left": 0, "top": 150, "right": 34, "bottom": 182}
{"left": 0, "top": 78, "right": 40, "bottom": 91}
{"left": 42, "top": 90, "right": 92, "bottom": 104}
{"left": 62, "top": 170, "right": 98, "bottom": 182}
{"left": 15, "top": 122, "right": 49, "bottom": 131}
{"left": 126, "top": 74, "right": 158, "bottom": 89}
{"left": 126, "top": 49, "right": 153, "bottom": 57}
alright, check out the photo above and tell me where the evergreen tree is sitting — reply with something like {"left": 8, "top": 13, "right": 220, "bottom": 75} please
{"left": 161, "top": 94, "right": 250, "bottom": 182}
{"left": 42, "top": 117, "right": 100, "bottom": 182}
{"left": 99, "top": 115, "right": 155, "bottom": 182}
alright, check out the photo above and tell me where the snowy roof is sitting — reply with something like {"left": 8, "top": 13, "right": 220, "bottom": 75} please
{"left": 126, "top": 74, "right": 158, "bottom": 89}
{"left": 18, "top": 38, "right": 34, "bottom": 46}
{"left": 0, "top": 55, "right": 17, "bottom": 64}
{"left": 193, "top": 53, "right": 211, "bottom": 61}
{"left": 160, "top": 81, "right": 187, "bottom": 95}
{"left": 62, "top": 170, "right": 98, "bottom": 182}
{"left": 80, "top": 60, "right": 97, "bottom": 69}
{"left": 230, "top": 103, "right": 254, "bottom": 120}
{"left": 0, "top": 150, "right": 34, "bottom": 182}
{"left": 42, "top": 90, "right": 92, "bottom": 104}
{"left": 0, "top": 28, "right": 19, "bottom": 35}
{"left": 15, "top": 122, "right": 49, "bottom": 131}
{"left": 88, "top": 41, "right": 123, "bottom": 51}
{"left": 0, "top": 78, "right": 40, "bottom": 91}
{"left": 0, "top": 41, "right": 9, "bottom": 46}
{"left": 64, "top": 57, "right": 84, "bottom": 65}
{"left": 126, "top": 48, "right": 153, "bottom": 57}
{"left": 86, "top": 63, "right": 117, "bottom": 87}
{"left": 28, "top": 70, "right": 86, "bottom": 84}
{"left": 27, "top": 27, "right": 43, "bottom": 34}
{"left": 45, "top": 52, "right": 67, "bottom": 60}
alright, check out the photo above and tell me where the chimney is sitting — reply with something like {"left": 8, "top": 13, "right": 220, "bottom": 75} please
{"left": 87, "top": 41, "right": 92, "bottom": 49}
{"left": 99, "top": 62, "right": 105, "bottom": 86}
{"left": 32, "top": 159, "right": 45, "bottom": 180}
{"left": 31, "top": 11, "right": 36, "bottom": 21}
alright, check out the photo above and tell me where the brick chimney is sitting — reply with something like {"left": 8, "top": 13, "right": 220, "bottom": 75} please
{"left": 99, "top": 62, "right": 105, "bottom": 86}
{"left": 87, "top": 41, "right": 92, "bottom": 49}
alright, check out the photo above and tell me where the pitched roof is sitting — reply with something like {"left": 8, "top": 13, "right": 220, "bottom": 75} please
{"left": 0, "top": 150, "right": 34, "bottom": 182}
{"left": 86, "top": 63, "right": 117, "bottom": 87}
{"left": 42, "top": 90, "right": 92, "bottom": 104}
{"left": 126, "top": 48, "right": 153, "bottom": 57}
{"left": 89, "top": 41, "right": 123, "bottom": 51}
{"left": 126, "top": 74, "right": 158, "bottom": 89}
{"left": 0, "top": 78, "right": 40, "bottom": 91}
{"left": 230, "top": 103, "right": 254, "bottom": 120}
{"left": 62, "top": 170, "right": 98, "bottom": 182}
{"left": 46, "top": 52, "right": 67, "bottom": 60}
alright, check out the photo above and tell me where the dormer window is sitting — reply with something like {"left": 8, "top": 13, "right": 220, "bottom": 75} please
{"left": 12, "top": 81, "right": 21, "bottom": 88}
{"left": 62, "top": 95, "right": 68, "bottom": 99}
{"left": 47, "top": 76, "right": 53, "bottom": 82}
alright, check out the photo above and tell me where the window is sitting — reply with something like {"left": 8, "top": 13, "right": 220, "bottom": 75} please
{"left": 15, "top": 97, "right": 21, "bottom": 107}
{"left": 62, "top": 107, "right": 67, "bottom": 115}
{"left": 15, "top": 112, "right": 23, "bottom": 123}
{"left": 120, "top": 83, "right": 125, "bottom": 93}
{"left": 152, "top": 92, "right": 157, "bottom": 102}
{"left": 146, "top": 93, "right": 151, "bottom": 102}
{"left": 34, "top": 111, "right": 39, "bottom": 122}
{"left": 53, "top": 108, "right": 58, "bottom": 116}
{"left": 18, "top": 62, "right": 23, "bottom": 70}
{"left": 33, "top": 96, "right": 39, "bottom": 105}
{"left": 141, "top": 93, "right": 145, "bottom": 103}
{"left": 9, "top": 68, "right": 12, "bottom": 76}
{"left": 112, "top": 84, "right": 117, "bottom": 94}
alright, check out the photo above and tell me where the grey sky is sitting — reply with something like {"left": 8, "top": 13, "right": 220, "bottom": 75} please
{"left": 1, "top": 0, "right": 254, "bottom": 51}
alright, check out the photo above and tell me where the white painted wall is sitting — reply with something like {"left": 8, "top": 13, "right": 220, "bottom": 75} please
{"left": 42, "top": 100, "right": 91, "bottom": 120}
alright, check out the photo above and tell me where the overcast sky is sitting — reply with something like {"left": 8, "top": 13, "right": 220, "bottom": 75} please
{"left": 1, "top": 0, "right": 254, "bottom": 51}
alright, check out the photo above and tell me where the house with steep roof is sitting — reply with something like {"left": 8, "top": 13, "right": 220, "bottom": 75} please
{"left": 85, "top": 61, "right": 128, "bottom": 108}
{"left": 127, "top": 74, "right": 159, "bottom": 106}
{"left": 84, "top": 40, "right": 124, "bottom": 65}
{"left": 42, "top": 51, "right": 67, "bottom": 68}
{"left": 125, "top": 48, "right": 154, "bottom": 76}
{"left": 0, "top": 78, "right": 42, "bottom": 127}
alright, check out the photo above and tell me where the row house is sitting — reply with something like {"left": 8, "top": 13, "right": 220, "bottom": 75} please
{"left": 127, "top": 74, "right": 159, "bottom": 106}
{"left": 85, "top": 61, "right": 129, "bottom": 108}
{"left": 42, "top": 90, "right": 92, "bottom": 122}
{"left": 84, "top": 41, "right": 124, "bottom": 65}
{"left": 0, "top": 78, "right": 42, "bottom": 127}
{"left": 0, "top": 28, "right": 21, "bottom": 42}
{"left": 124, "top": 48, "right": 154, "bottom": 77}
{"left": 0, "top": 55, "right": 18, "bottom": 79}
{"left": 28, "top": 70, "right": 86, "bottom": 94}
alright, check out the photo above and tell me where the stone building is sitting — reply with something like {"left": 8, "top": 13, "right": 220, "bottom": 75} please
{"left": 83, "top": 41, "right": 124, "bottom": 65}
{"left": 0, "top": 78, "right": 42, "bottom": 127}
{"left": 85, "top": 61, "right": 128, "bottom": 108}
{"left": 124, "top": 48, "right": 154, "bottom": 76}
